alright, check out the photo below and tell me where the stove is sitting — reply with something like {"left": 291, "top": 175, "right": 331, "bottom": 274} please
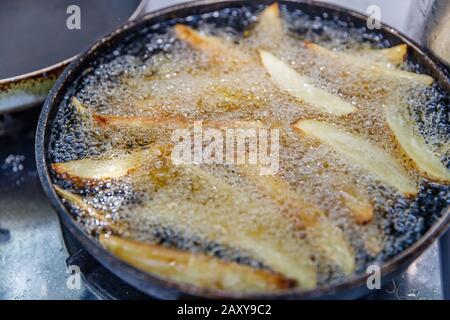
{"left": 0, "top": 0, "right": 449, "bottom": 300}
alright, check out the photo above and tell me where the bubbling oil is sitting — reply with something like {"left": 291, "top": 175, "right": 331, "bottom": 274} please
{"left": 49, "top": 4, "right": 450, "bottom": 289}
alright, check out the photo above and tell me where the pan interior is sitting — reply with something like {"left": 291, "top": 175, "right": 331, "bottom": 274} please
{"left": 0, "top": 0, "right": 142, "bottom": 80}
{"left": 46, "top": 2, "right": 450, "bottom": 294}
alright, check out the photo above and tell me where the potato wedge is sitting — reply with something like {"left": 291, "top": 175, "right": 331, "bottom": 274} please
{"left": 93, "top": 113, "right": 264, "bottom": 131}
{"left": 52, "top": 157, "right": 136, "bottom": 181}
{"left": 52, "top": 148, "right": 160, "bottom": 183}
{"left": 339, "top": 184, "right": 374, "bottom": 225}
{"left": 305, "top": 42, "right": 433, "bottom": 86}
{"left": 364, "top": 44, "right": 407, "bottom": 67}
{"left": 174, "top": 24, "right": 250, "bottom": 66}
{"left": 385, "top": 103, "right": 450, "bottom": 182}
{"left": 71, "top": 99, "right": 263, "bottom": 131}
{"left": 54, "top": 185, "right": 125, "bottom": 233}
{"left": 259, "top": 50, "right": 356, "bottom": 116}
{"left": 209, "top": 120, "right": 265, "bottom": 130}
{"left": 70, "top": 98, "right": 187, "bottom": 130}
{"left": 364, "top": 234, "right": 385, "bottom": 256}
{"left": 100, "top": 235, "right": 296, "bottom": 292}
{"left": 244, "top": 163, "right": 373, "bottom": 226}
{"left": 293, "top": 120, "right": 417, "bottom": 195}
{"left": 71, "top": 97, "right": 88, "bottom": 115}
{"left": 54, "top": 185, "right": 98, "bottom": 214}
{"left": 137, "top": 164, "right": 318, "bottom": 289}
{"left": 93, "top": 114, "right": 189, "bottom": 130}
{"left": 174, "top": 24, "right": 225, "bottom": 55}
{"left": 241, "top": 169, "right": 355, "bottom": 275}
{"left": 251, "top": 3, "right": 283, "bottom": 44}
{"left": 258, "top": 3, "right": 282, "bottom": 33}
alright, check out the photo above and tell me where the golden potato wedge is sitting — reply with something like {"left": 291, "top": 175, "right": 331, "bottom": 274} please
{"left": 385, "top": 103, "right": 450, "bottom": 182}
{"left": 54, "top": 185, "right": 98, "bottom": 215}
{"left": 71, "top": 97, "right": 88, "bottom": 116}
{"left": 93, "top": 113, "right": 189, "bottom": 130}
{"left": 259, "top": 50, "right": 356, "bottom": 116}
{"left": 174, "top": 24, "right": 225, "bottom": 54}
{"left": 208, "top": 119, "right": 265, "bottom": 130}
{"left": 137, "top": 164, "right": 318, "bottom": 289}
{"left": 100, "top": 235, "right": 296, "bottom": 292}
{"left": 305, "top": 42, "right": 433, "bottom": 86}
{"left": 293, "top": 120, "right": 417, "bottom": 195}
{"left": 71, "top": 99, "right": 263, "bottom": 131}
{"left": 258, "top": 3, "right": 282, "bottom": 32}
{"left": 54, "top": 154, "right": 318, "bottom": 288}
{"left": 52, "top": 157, "right": 135, "bottom": 181}
{"left": 364, "top": 234, "right": 385, "bottom": 256}
{"left": 244, "top": 163, "right": 373, "bottom": 226}
{"left": 70, "top": 98, "right": 186, "bottom": 130}
{"left": 241, "top": 169, "right": 355, "bottom": 275}
{"left": 93, "top": 113, "right": 263, "bottom": 131}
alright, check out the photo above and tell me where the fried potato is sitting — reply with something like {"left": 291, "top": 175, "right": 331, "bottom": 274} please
{"left": 339, "top": 184, "right": 374, "bottom": 225}
{"left": 293, "top": 120, "right": 417, "bottom": 195}
{"left": 100, "top": 235, "right": 296, "bottom": 292}
{"left": 174, "top": 24, "right": 225, "bottom": 54}
{"left": 72, "top": 98, "right": 263, "bottom": 131}
{"left": 241, "top": 168, "right": 355, "bottom": 275}
{"left": 174, "top": 24, "right": 250, "bottom": 66}
{"left": 209, "top": 120, "right": 265, "bottom": 129}
{"left": 54, "top": 185, "right": 97, "bottom": 214}
{"left": 71, "top": 98, "right": 187, "bottom": 129}
{"left": 54, "top": 185, "right": 125, "bottom": 233}
{"left": 52, "top": 157, "right": 136, "bottom": 181}
{"left": 259, "top": 50, "right": 356, "bottom": 116}
{"left": 251, "top": 3, "right": 283, "bottom": 44}
{"left": 137, "top": 164, "right": 318, "bottom": 289}
{"left": 305, "top": 42, "right": 433, "bottom": 86}
{"left": 93, "top": 113, "right": 264, "bottom": 131}
{"left": 364, "top": 44, "right": 407, "bottom": 67}
{"left": 364, "top": 234, "right": 385, "bottom": 256}
{"left": 53, "top": 152, "right": 318, "bottom": 288}
{"left": 385, "top": 103, "right": 450, "bottom": 182}
{"left": 93, "top": 114, "right": 189, "bottom": 130}
{"left": 71, "top": 97, "right": 88, "bottom": 115}
{"left": 51, "top": 148, "right": 160, "bottom": 183}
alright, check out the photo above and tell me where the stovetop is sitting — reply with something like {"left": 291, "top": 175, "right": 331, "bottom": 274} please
{"left": 0, "top": 0, "right": 448, "bottom": 300}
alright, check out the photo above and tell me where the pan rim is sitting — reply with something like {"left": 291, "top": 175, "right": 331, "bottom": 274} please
{"left": 36, "top": 0, "right": 450, "bottom": 299}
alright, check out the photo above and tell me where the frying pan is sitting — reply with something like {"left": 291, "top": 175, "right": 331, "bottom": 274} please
{"left": 36, "top": 0, "right": 450, "bottom": 299}
{"left": 0, "top": 0, "right": 147, "bottom": 114}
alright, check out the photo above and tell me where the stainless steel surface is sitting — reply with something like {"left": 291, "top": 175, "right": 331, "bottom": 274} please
{"left": 407, "top": 0, "right": 450, "bottom": 67}
{"left": 0, "top": 0, "right": 446, "bottom": 300}
{"left": 0, "top": 111, "right": 94, "bottom": 299}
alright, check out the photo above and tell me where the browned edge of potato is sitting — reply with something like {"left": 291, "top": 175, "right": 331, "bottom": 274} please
{"left": 99, "top": 235, "right": 296, "bottom": 292}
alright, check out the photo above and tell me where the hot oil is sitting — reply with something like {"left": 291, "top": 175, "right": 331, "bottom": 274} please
{"left": 49, "top": 5, "right": 450, "bottom": 288}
